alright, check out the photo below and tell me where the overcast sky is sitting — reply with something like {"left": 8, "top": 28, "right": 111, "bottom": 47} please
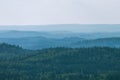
{"left": 0, "top": 0, "right": 120, "bottom": 25}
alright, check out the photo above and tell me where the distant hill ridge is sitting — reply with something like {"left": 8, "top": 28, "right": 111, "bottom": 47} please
{"left": 0, "top": 36, "right": 120, "bottom": 49}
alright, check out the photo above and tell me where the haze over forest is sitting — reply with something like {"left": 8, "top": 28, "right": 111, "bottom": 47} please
{"left": 0, "top": 24, "right": 120, "bottom": 33}
{"left": 0, "top": 0, "right": 120, "bottom": 80}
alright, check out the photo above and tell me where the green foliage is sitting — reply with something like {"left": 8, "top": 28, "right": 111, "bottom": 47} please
{"left": 0, "top": 43, "right": 120, "bottom": 80}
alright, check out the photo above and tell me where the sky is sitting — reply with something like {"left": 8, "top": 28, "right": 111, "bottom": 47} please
{"left": 0, "top": 0, "right": 120, "bottom": 25}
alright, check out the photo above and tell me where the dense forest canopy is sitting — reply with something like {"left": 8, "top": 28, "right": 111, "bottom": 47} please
{"left": 0, "top": 43, "right": 120, "bottom": 80}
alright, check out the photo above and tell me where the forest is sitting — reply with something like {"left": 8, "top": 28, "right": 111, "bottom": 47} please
{"left": 0, "top": 43, "right": 120, "bottom": 80}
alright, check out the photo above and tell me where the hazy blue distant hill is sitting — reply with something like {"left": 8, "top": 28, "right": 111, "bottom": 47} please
{"left": 0, "top": 29, "right": 120, "bottom": 39}
{"left": 1, "top": 24, "right": 120, "bottom": 33}
{"left": 0, "top": 37, "right": 83, "bottom": 49}
{"left": 1, "top": 30, "right": 120, "bottom": 49}
{"left": 0, "top": 30, "right": 85, "bottom": 39}
{"left": 0, "top": 30, "right": 46, "bottom": 38}
{"left": 75, "top": 37, "right": 120, "bottom": 48}
{"left": 0, "top": 36, "right": 120, "bottom": 49}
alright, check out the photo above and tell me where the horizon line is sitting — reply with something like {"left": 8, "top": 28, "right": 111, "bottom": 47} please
{"left": 0, "top": 24, "right": 120, "bottom": 26}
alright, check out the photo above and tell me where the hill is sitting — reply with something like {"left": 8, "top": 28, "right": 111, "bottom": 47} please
{"left": 0, "top": 43, "right": 120, "bottom": 80}
{"left": 75, "top": 37, "right": 120, "bottom": 48}
{"left": 0, "top": 37, "right": 83, "bottom": 49}
{"left": 1, "top": 37, "right": 120, "bottom": 49}
{"left": 0, "top": 43, "right": 34, "bottom": 60}
{"left": 1, "top": 30, "right": 120, "bottom": 39}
